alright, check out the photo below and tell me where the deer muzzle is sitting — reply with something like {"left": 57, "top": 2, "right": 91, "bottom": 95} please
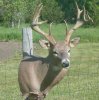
{"left": 61, "top": 59, "right": 70, "bottom": 68}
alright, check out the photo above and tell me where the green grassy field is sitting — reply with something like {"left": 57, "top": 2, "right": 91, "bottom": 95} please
{"left": 0, "top": 24, "right": 99, "bottom": 43}
{"left": 0, "top": 43, "right": 99, "bottom": 100}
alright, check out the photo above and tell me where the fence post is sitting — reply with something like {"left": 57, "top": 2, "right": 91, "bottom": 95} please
{"left": 22, "top": 27, "right": 33, "bottom": 58}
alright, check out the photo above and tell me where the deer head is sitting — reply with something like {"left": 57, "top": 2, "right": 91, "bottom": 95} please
{"left": 31, "top": 3, "right": 92, "bottom": 68}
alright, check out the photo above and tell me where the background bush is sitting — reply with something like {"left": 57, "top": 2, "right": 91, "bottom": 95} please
{"left": 41, "top": 0, "right": 64, "bottom": 23}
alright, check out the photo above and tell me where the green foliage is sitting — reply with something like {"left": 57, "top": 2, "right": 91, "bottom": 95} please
{"left": 0, "top": 26, "right": 22, "bottom": 41}
{"left": 1, "top": 0, "right": 27, "bottom": 27}
{"left": 0, "top": 0, "right": 99, "bottom": 26}
{"left": 94, "top": 0, "right": 99, "bottom": 25}
{"left": 0, "top": 0, "right": 3, "bottom": 23}
{"left": 85, "top": 0, "right": 99, "bottom": 25}
{"left": 58, "top": 0, "right": 75, "bottom": 23}
{"left": 41, "top": 0, "right": 64, "bottom": 23}
{"left": 58, "top": 0, "right": 99, "bottom": 25}
{"left": 24, "top": 0, "right": 39, "bottom": 23}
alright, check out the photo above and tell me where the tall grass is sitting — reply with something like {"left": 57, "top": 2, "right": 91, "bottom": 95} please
{"left": 0, "top": 24, "right": 99, "bottom": 42}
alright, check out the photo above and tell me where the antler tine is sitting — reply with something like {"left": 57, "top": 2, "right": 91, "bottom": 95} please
{"left": 87, "top": 12, "right": 93, "bottom": 23}
{"left": 74, "top": 2, "right": 84, "bottom": 29}
{"left": 31, "top": 4, "right": 56, "bottom": 45}
{"left": 64, "top": 20, "right": 68, "bottom": 35}
{"left": 32, "top": 3, "right": 43, "bottom": 25}
{"left": 33, "top": 3, "right": 43, "bottom": 21}
{"left": 48, "top": 22, "right": 56, "bottom": 43}
{"left": 83, "top": 6, "right": 87, "bottom": 21}
{"left": 83, "top": 7, "right": 93, "bottom": 23}
{"left": 33, "top": 4, "right": 47, "bottom": 25}
{"left": 75, "top": 1, "right": 83, "bottom": 19}
{"left": 49, "top": 22, "right": 53, "bottom": 35}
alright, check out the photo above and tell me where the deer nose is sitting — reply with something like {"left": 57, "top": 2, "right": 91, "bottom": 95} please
{"left": 62, "top": 59, "right": 70, "bottom": 68}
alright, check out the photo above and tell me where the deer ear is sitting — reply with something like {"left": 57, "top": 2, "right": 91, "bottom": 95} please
{"left": 39, "top": 40, "right": 50, "bottom": 49}
{"left": 70, "top": 37, "right": 80, "bottom": 47}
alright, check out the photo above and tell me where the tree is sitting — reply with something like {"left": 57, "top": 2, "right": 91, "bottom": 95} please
{"left": 24, "top": 0, "right": 38, "bottom": 23}
{"left": 95, "top": 0, "right": 99, "bottom": 25}
{"left": 41, "top": 0, "right": 64, "bottom": 23}
{"left": 2, "top": 0, "right": 26, "bottom": 27}
{"left": 0, "top": 0, "right": 99, "bottom": 26}
{"left": 0, "top": 0, "right": 4, "bottom": 23}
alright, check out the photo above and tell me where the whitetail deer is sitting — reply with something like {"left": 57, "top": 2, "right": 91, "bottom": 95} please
{"left": 18, "top": 2, "right": 93, "bottom": 100}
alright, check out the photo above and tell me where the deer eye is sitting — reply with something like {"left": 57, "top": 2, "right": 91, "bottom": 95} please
{"left": 68, "top": 50, "right": 70, "bottom": 53}
{"left": 53, "top": 51, "right": 58, "bottom": 56}
{"left": 53, "top": 51, "right": 58, "bottom": 54}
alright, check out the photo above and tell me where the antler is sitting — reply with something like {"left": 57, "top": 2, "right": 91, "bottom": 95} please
{"left": 83, "top": 7, "right": 93, "bottom": 23}
{"left": 31, "top": 4, "right": 56, "bottom": 45}
{"left": 65, "top": 2, "right": 93, "bottom": 44}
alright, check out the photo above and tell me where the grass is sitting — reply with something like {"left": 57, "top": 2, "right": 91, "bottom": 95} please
{"left": 0, "top": 24, "right": 99, "bottom": 42}
{"left": 0, "top": 43, "right": 99, "bottom": 100}
{"left": 0, "top": 24, "right": 29, "bottom": 41}
{"left": 0, "top": 26, "right": 22, "bottom": 41}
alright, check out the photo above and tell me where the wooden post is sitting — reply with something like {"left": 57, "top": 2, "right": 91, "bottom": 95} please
{"left": 22, "top": 27, "right": 33, "bottom": 58}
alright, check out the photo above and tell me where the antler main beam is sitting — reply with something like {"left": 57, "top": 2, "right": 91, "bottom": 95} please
{"left": 31, "top": 4, "right": 56, "bottom": 45}
{"left": 65, "top": 2, "right": 93, "bottom": 44}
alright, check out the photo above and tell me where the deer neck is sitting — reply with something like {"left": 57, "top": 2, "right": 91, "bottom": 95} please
{"left": 47, "top": 54, "right": 61, "bottom": 66}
